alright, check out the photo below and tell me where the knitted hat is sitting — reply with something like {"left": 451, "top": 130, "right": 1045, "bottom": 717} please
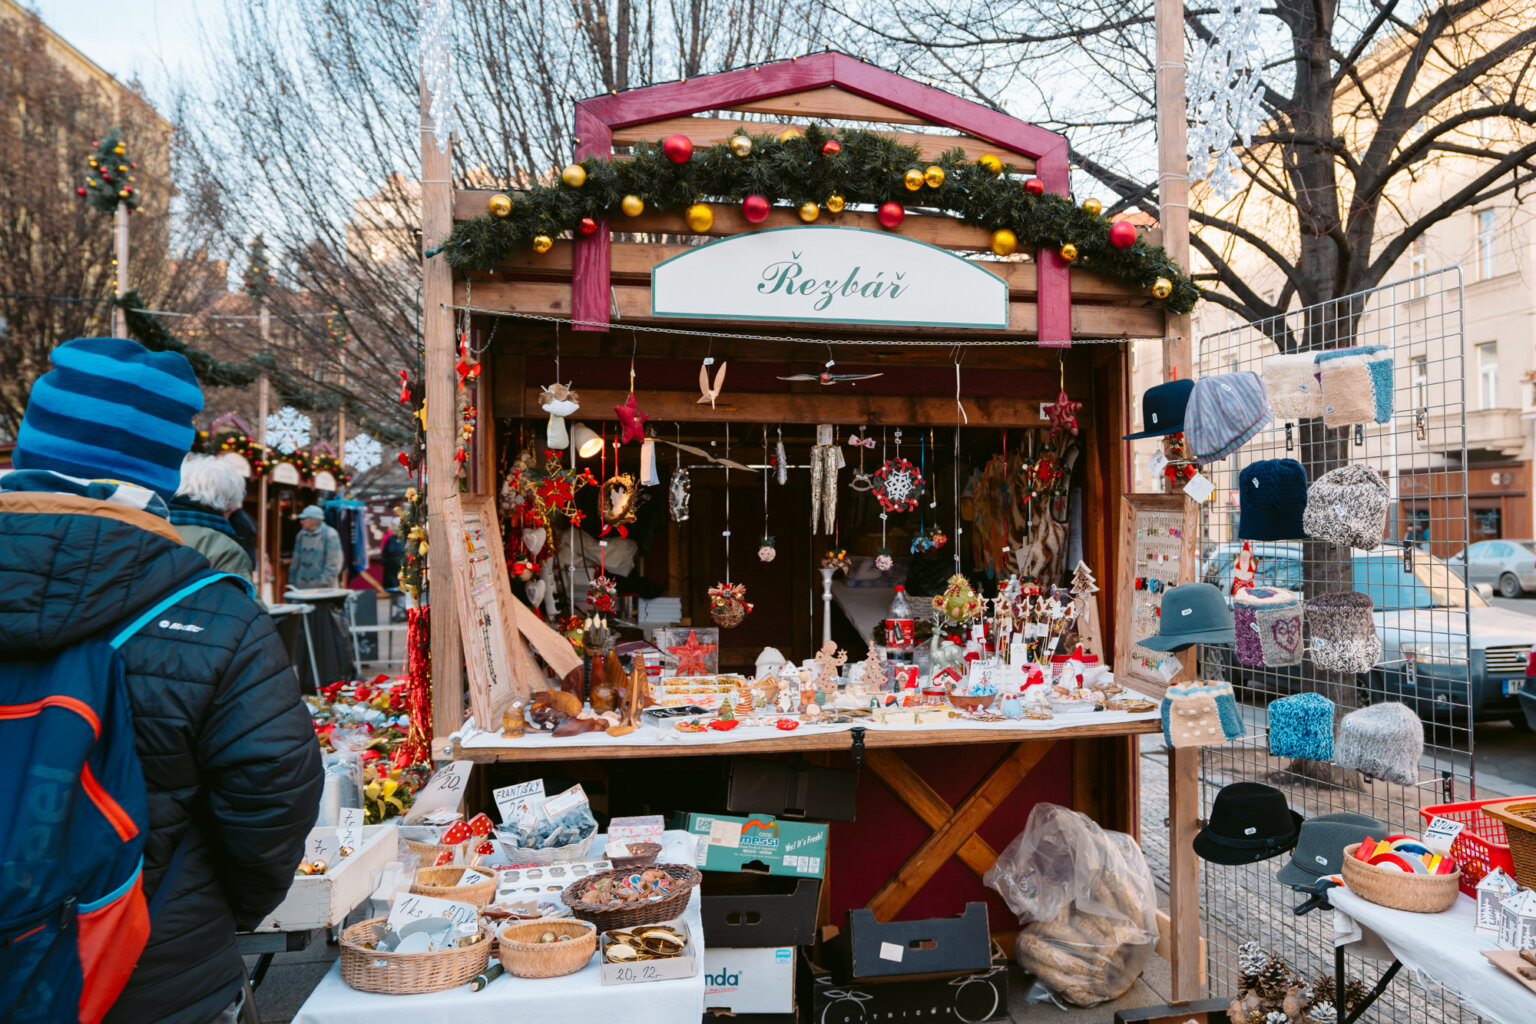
{"left": 1267, "top": 692, "right": 1335, "bottom": 760}
{"left": 1161, "top": 681, "right": 1244, "bottom": 747}
{"left": 1238, "top": 459, "right": 1308, "bottom": 540}
{"left": 1194, "top": 782, "right": 1303, "bottom": 865}
{"left": 299, "top": 504, "right": 326, "bottom": 520}
{"left": 1262, "top": 353, "right": 1324, "bottom": 420}
{"left": 1276, "top": 811, "right": 1386, "bottom": 887}
{"left": 1186, "top": 371, "right": 1272, "bottom": 462}
{"left": 1124, "top": 378, "right": 1196, "bottom": 439}
{"left": 1302, "top": 465, "right": 1390, "bottom": 550}
{"left": 1305, "top": 591, "right": 1381, "bottom": 674}
{"left": 14, "top": 337, "right": 203, "bottom": 499}
{"left": 1234, "top": 587, "right": 1304, "bottom": 667}
{"left": 1336, "top": 702, "right": 1423, "bottom": 785}
{"left": 1317, "top": 346, "right": 1393, "bottom": 427}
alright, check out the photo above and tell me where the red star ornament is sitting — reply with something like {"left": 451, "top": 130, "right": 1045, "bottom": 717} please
{"left": 614, "top": 392, "right": 649, "bottom": 444}
{"left": 1043, "top": 389, "right": 1082, "bottom": 438}
{"left": 667, "top": 629, "right": 717, "bottom": 676}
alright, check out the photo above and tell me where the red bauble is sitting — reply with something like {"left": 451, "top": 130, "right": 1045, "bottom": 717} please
{"left": 1023, "top": 177, "right": 1045, "bottom": 196}
{"left": 662, "top": 134, "right": 693, "bottom": 164}
{"left": 100, "top": 172, "right": 112, "bottom": 182}
{"left": 742, "top": 193, "right": 771, "bottom": 223}
{"left": 1108, "top": 220, "right": 1138, "bottom": 249}
{"left": 821, "top": 139, "right": 842, "bottom": 156}
{"left": 877, "top": 201, "right": 905, "bottom": 229}
{"left": 578, "top": 216, "right": 599, "bottom": 235}
{"left": 76, "top": 187, "right": 87, "bottom": 196}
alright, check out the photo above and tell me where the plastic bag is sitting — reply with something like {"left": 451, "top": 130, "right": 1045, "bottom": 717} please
{"left": 315, "top": 729, "right": 370, "bottom": 827}
{"left": 983, "top": 803, "right": 1157, "bottom": 1007}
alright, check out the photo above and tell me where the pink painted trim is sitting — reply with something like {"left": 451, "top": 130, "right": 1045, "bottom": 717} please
{"left": 572, "top": 104, "right": 612, "bottom": 331}
{"left": 1035, "top": 147, "right": 1072, "bottom": 346}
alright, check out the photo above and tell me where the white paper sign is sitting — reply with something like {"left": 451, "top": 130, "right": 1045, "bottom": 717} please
{"left": 386, "top": 892, "right": 479, "bottom": 932}
{"left": 605, "top": 840, "right": 634, "bottom": 859}
{"left": 542, "top": 784, "right": 588, "bottom": 819}
{"left": 1183, "top": 472, "right": 1216, "bottom": 504}
{"left": 708, "top": 819, "right": 742, "bottom": 848}
{"left": 337, "top": 808, "right": 364, "bottom": 853}
{"left": 1422, "top": 815, "right": 1465, "bottom": 855}
{"left": 878, "top": 941, "right": 904, "bottom": 963}
{"left": 305, "top": 832, "right": 341, "bottom": 866}
{"left": 455, "top": 868, "right": 485, "bottom": 887}
{"left": 1147, "top": 450, "right": 1169, "bottom": 476}
{"left": 403, "top": 760, "right": 475, "bottom": 824}
{"left": 493, "top": 779, "right": 546, "bottom": 824}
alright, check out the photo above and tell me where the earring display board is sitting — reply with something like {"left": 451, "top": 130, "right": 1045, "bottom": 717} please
{"left": 1114, "top": 493, "right": 1199, "bottom": 698}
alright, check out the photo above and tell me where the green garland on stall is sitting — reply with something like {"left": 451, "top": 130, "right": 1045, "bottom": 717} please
{"left": 436, "top": 124, "right": 1199, "bottom": 314}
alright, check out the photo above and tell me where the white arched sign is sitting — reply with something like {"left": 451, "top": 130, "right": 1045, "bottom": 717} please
{"left": 270, "top": 462, "right": 301, "bottom": 486}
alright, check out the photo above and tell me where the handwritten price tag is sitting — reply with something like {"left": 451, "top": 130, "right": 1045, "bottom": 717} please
{"left": 1422, "top": 815, "right": 1465, "bottom": 855}
{"left": 386, "top": 892, "right": 479, "bottom": 933}
{"left": 305, "top": 832, "right": 340, "bottom": 866}
{"left": 403, "top": 760, "right": 474, "bottom": 824}
{"left": 337, "top": 807, "right": 363, "bottom": 854}
{"left": 493, "top": 779, "right": 545, "bottom": 824}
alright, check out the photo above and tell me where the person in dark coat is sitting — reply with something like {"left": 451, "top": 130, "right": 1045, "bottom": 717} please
{"left": 0, "top": 338, "right": 322, "bottom": 1024}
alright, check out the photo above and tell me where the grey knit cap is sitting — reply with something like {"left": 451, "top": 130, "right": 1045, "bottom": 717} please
{"left": 1305, "top": 591, "right": 1380, "bottom": 674}
{"left": 1302, "top": 465, "right": 1389, "bottom": 550}
{"left": 1336, "top": 702, "right": 1422, "bottom": 785}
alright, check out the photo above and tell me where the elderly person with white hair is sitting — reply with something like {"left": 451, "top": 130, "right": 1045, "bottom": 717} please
{"left": 170, "top": 453, "right": 254, "bottom": 578}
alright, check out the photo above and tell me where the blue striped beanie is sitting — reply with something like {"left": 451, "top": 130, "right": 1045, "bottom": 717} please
{"left": 15, "top": 337, "right": 203, "bottom": 498}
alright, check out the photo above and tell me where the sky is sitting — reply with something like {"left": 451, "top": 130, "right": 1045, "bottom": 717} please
{"left": 25, "top": 0, "right": 223, "bottom": 107}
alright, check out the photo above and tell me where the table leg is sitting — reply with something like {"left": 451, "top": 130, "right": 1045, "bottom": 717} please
{"left": 864, "top": 748, "right": 1001, "bottom": 880}
{"left": 249, "top": 952, "right": 274, "bottom": 989}
{"left": 1168, "top": 745, "right": 1203, "bottom": 1000}
{"left": 301, "top": 609, "right": 321, "bottom": 689}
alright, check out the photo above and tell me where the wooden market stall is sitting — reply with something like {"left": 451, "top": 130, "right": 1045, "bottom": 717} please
{"left": 418, "top": 50, "right": 1205, "bottom": 1002}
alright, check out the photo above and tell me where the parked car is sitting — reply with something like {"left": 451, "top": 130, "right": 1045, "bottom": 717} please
{"left": 1449, "top": 539, "right": 1536, "bottom": 598}
{"left": 1201, "top": 542, "right": 1533, "bottom": 726}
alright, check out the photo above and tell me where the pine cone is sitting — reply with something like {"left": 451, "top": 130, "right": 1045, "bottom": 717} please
{"left": 1238, "top": 941, "right": 1269, "bottom": 983}
{"left": 1247, "top": 1011, "right": 1266, "bottom": 1024}
{"left": 1257, "top": 959, "right": 1292, "bottom": 998}
{"left": 1307, "top": 1000, "right": 1337, "bottom": 1024}
{"left": 1310, "top": 974, "right": 1336, "bottom": 1006}
{"left": 1343, "top": 979, "right": 1367, "bottom": 1011}
{"left": 1265, "top": 1013, "right": 1289, "bottom": 1024}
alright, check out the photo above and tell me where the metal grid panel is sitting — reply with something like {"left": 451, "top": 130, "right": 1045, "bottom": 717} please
{"left": 1193, "top": 268, "right": 1482, "bottom": 1022}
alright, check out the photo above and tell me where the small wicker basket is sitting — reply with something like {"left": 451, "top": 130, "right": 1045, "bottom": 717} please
{"left": 1478, "top": 798, "right": 1536, "bottom": 885}
{"left": 338, "top": 916, "right": 490, "bottom": 994}
{"left": 403, "top": 837, "right": 455, "bottom": 864}
{"left": 497, "top": 919, "right": 597, "bottom": 978}
{"left": 410, "top": 865, "right": 497, "bottom": 907}
{"left": 561, "top": 864, "right": 701, "bottom": 929}
{"left": 1340, "top": 843, "right": 1460, "bottom": 913}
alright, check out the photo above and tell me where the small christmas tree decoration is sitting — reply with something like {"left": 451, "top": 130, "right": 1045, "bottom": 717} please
{"left": 923, "top": 164, "right": 945, "bottom": 188}
{"left": 990, "top": 229, "right": 1017, "bottom": 256}
{"left": 742, "top": 193, "right": 770, "bottom": 223}
{"left": 977, "top": 153, "right": 1003, "bottom": 174}
{"left": 621, "top": 194, "right": 645, "bottom": 217}
{"left": 729, "top": 134, "right": 753, "bottom": 158}
{"left": 488, "top": 193, "right": 512, "bottom": 217}
{"left": 242, "top": 236, "right": 276, "bottom": 302}
{"left": 79, "top": 129, "right": 139, "bottom": 214}
{"left": 1109, "top": 220, "right": 1138, "bottom": 248}
{"left": 798, "top": 202, "right": 820, "bottom": 223}
{"left": 903, "top": 168, "right": 925, "bottom": 191}
{"left": 561, "top": 164, "right": 587, "bottom": 187}
{"left": 662, "top": 134, "right": 693, "bottom": 163}
{"left": 578, "top": 217, "right": 598, "bottom": 235}
{"left": 859, "top": 648, "right": 887, "bottom": 691}
{"left": 1152, "top": 277, "right": 1173, "bottom": 299}
{"left": 1082, "top": 197, "right": 1103, "bottom": 215}
{"left": 685, "top": 203, "right": 714, "bottom": 232}
{"left": 1023, "top": 177, "right": 1045, "bottom": 195}
{"left": 327, "top": 307, "right": 352, "bottom": 347}
{"left": 532, "top": 234, "right": 554, "bottom": 254}
{"left": 1059, "top": 242, "right": 1079, "bottom": 262}
{"left": 821, "top": 139, "right": 841, "bottom": 155}
{"left": 778, "top": 127, "right": 802, "bottom": 141}
{"left": 826, "top": 193, "right": 846, "bottom": 214}
{"left": 878, "top": 201, "right": 905, "bottom": 229}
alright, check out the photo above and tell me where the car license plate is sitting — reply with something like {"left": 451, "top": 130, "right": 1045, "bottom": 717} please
{"left": 1504, "top": 679, "right": 1524, "bottom": 696}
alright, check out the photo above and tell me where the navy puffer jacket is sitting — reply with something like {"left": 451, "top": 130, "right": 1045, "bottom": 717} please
{"left": 0, "top": 501, "right": 323, "bottom": 1024}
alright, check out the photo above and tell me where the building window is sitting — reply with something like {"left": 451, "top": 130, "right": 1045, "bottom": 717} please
{"left": 1477, "top": 342, "right": 1498, "bottom": 410}
{"left": 1476, "top": 210, "right": 1496, "bottom": 280}
{"left": 1412, "top": 356, "right": 1428, "bottom": 408}
{"left": 1409, "top": 238, "right": 1426, "bottom": 297}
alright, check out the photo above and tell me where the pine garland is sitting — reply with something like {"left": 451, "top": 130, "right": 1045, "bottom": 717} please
{"left": 437, "top": 124, "right": 1199, "bottom": 314}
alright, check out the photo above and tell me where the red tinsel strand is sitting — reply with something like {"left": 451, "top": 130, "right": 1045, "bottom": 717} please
{"left": 396, "top": 605, "right": 433, "bottom": 767}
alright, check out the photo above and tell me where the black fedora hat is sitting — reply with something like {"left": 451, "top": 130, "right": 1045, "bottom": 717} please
{"left": 1194, "top": 782, "right": 1303, "bottom": 865}
{"left": 1124, "top": 378, "right": 1196, "bottom": 439}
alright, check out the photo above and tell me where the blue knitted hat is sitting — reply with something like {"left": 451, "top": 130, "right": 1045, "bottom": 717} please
{"left": 14, "top": 337, "right": 203, "bottom": 498}
{"left": 1267, "top": 692, "right": 1335, "bottom": 761}
{"left": 1238, "top": 459, "right": 1309, "bottom": 540}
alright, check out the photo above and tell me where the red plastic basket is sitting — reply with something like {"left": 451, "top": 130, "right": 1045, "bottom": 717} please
{"left": 1420, "top": 798, "right": 1520, "bottom": 896}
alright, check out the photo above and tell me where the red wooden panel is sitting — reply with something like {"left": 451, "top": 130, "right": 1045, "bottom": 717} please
{"left": 572, "top": 103, "right": 612, "bottom": 332}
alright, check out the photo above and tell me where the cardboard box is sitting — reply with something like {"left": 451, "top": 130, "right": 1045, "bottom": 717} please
{"left": 823, "top": 903, "right": 992, "bottom": 982}
{"left": 700, "top": 872, "right": 821, "bottom": 948}
{"left": 686, "top": 812, "right": 828, "bottom": 878}
{"left": 803, "top": 946, "right": 1008, "bottom": 1023}
{"left": 598, "top": 918, "right": 696, "bottom": 986}
{"left": 726, "top": 757, "right": 859, "bottom": 821}
{"left": 254, "top": 823, "right": 397, "bottom": 933}
{"left": 702, "top": 946, "right": 796, "bottom": 1015}
{"left": 1113, "top": 999, "right": 1231, "bottom": 1024}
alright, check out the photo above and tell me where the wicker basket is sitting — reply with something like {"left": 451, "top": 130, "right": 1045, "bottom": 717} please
{"left": 497, "top": 919, "right": 597, "bottom": 978}
{"left": 411, "top": 865, "right": 497, "bottom": 907}
{"left": 1340, "top": 843, "right": 1460, "bottom": 913}
{"left": 948, "top": 693, "right": 997, "bottom": 712}
{"left": 338, "top": 916, "right": 490, "bottom": 994}
{"left": 610, "top": 841, "right": 662, "bottom": 872}
{"left": 1478, "top": 798, "right": 1536, "bottom": 885}
{"left": 404, "top": 837, "right": 455, "bottom": 864}
{"left": 561, "top": 864, "right": 701, "bottom": 929}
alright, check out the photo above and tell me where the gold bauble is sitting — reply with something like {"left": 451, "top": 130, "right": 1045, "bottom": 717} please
{"left": 1152, "top": 277, "right": 1173, "bottom": 299}
{"left": 903, "top": 168, "right": 925, "bottom": 191}
{"left": 487, "top": 193, "right": 513, "bottom": 218}
{"left": 561, "top": 164, "right": 587, "bottom": 187}
{"left": 685, "top": 202, "right": 714, "bottom": 232}
{"left": 778, "top": 127, "right": 802, "bottom": 142}
{"left": 798, "top": 201, "right": 820, "bottom": 223}
{"left": 620, "top": 194, "right": 644, "bottom": 217}
{"left": 113, "top": 143, "right": 125, "bottom": 155}
{"left": 923, "top": 164, "right": 946, "bottom": 188}
{"left": 825, "top": 193, "right": 846, "bottom": 214}
{"left": 118, "top": 189, "right": 129, "bottom": 198}
{"left": 532, "top": 234, "right": 554, "bottom": 254}
{"left": 117, "top": 164, "right": 127, "bottom": 172}
{"left": 1059, "top": 243, "right": 1079, "bottom": 262}
{"left": 990, "top": 229, "right": 1018, "bottom": 257}
{"left": 977, "top": 153, "right": 1002, "bottom": 175}
{"left": 1082, "top": 197, "right": 1103, "bottom": 216}
{"left": 89, "top": 157, "right": 98, "bottom": 167}
{"left": 729, "top": 135, "right": 753, "bottom": 158}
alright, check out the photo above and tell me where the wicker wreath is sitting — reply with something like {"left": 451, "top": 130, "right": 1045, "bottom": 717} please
{"left": 872, "top": 457, "right": 924, "bottom": 513}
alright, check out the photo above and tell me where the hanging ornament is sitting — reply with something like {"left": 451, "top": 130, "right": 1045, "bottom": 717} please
{"left": 697, "top": 359, "right": 728, "bottom": 407}
{"left": 1109, "top": 220, "right": 1138, "bottom": 249}
{"left": 1152, "top": 277, "right": 1174, "bottom": 299}
{"left": 977, "top": 153, "right": 1003, "bottom": 175}
{"left": 758, "top": 537, "right": 777, "bottom": 562}
{"left": 729, "top": 134, "right": 753, "bottom": 158}
{"left": 343, "top": 433, "right": 382, "bottom": 473}
{"left": 798, "top": 202, "right": 820, "bottom": 223}
{"left": 872, "top": 457, "right": 925, "bottom": 513}
{"left": 1059, "top": 243, "right": 1079, "bottom": 262}
{"left": 599, "top": 472, "right": 640, "bottom": 537}
{"left": 825, "top": 193, "right": 846, "bottom": 214}
{"left": 821, "top": 139, "right": 842, "bottom": 156}
{"left": 266, "top": 406, "right": 312, "bottom": 454}
{"left": 759, "top": 432, "right": 775, "bottom": 561}
{"left": 614, "top": 392, "right": 649, "bottom": 444}
{"left": 621, "top": 194, "right": 645, "bottom": 217}
{"left": 662, "top": 134, "right": 693, "bottom": 163}
{"left": 777, "top": 127, "right": 802, "bottom": 142}
{"left": 666, "top": 629, "right": 717, "bottom": 676}
{"left": 540, "top": 382, "right": 580, "bottom": 449}
{"left": 561, "top": 164, "right": 588, "bottom": 187}
{"left": 877, "top": 201, "right": 905, "bottom": 229}
{"left": 875, "top": 550, "right": 894, "bottom": 573}
{"left": 990, "top": 229, "right": 1017, "bottom": 257}
{"left": 923, "top": 165, "right": 946, "bottom": 188}
{"left": 742, "top": 193, "right": 770, "bottom": 223}
{"left": 488, "top": 193, "right": 512, "bottom": 217}
{"left": 846, "top": 428, "right": 874, "bottom": 492}
{"left": 587, "top": 574, "right": 618, "bottom": 613}
{"left": 903, "top": 168, "right": 925, "bottom": 191}
{"left": 1232, "top": 540, "right": 1256, "bottom": 596}
{"left": 809, "top": 424, "right": 840, "bottom": 534}
{"left": 1043, "top": 391, "right": 1082, "bottom": 440}
{"left": 709, "top": 582, "right": 754, "bottom": 629}
{"left": 1082, "top": 197, "right": 1103, "bottom": 215}
{"left": 685, "top": 203, "right": 714, "bottom": 232}
{"left": 1023, "top": 177, "right": 1045, "bottom": 196}
{"left": 934, "top": 574, "right": 983, "bottom": 623}
{"left": 532, "top": 234, "right": 554, "bottom": 254}
{"left": 775, "top": 429, "right": 788, "bottom": 486}
{"left": 669, "top": 466, "right": 691, "bottom": 522}
{"left": 577, "top": 217, "right": 598, "bottom": 235}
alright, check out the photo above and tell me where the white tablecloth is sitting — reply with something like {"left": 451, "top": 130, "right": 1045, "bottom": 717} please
{"left": 1330, "top": 885, "right": 1534, "bottom": 1024}
{"left": 292, "top": 831, "right": 706, "bottom": 1024}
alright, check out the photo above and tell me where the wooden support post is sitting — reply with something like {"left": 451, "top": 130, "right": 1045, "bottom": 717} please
{"left": 1167, "top": 745, "right": 1203, "bottom": 1000}
{"left": 863, "top": 750, "right": 1000, "bottom": 880}
{"left": 256, "top": 311, "right": 273, "bottom": 605}
{"left": 112, "top": 205, "right": 128, "bottom": 338}
{"left": 421, "top": 80, "right": 464, "bottom": 745}
{"left": 1156, "top": 0, "right": 1193, "bottom": 382}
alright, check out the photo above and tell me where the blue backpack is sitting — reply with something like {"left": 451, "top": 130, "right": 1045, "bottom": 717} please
{"left": 0, "top": 572, "right": 239, "bottom": 1024}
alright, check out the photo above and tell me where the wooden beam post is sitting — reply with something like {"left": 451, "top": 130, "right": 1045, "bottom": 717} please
{"left": 256, "top": 354, "right": 272, "bottom": 604}
{"left": 1168, "top": 745, "right": 1203, "bottom": 1000}
{"left": 1156, "top": 0, "right": 1193, "bottom": 382}
{"left": 421, "top": 78, "right": 464, "bottom": 745}
{"left": 112, "top": 205, "right": 129, "bottom": 337}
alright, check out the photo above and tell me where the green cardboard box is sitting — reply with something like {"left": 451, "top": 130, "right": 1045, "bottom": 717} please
{"left": 686, "top": 813, "right": 828, "bottom": 877}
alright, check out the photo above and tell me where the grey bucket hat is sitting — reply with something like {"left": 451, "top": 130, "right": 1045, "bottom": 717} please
{"left": 1276, "top": 811, "right": 1386, "bottom": 887}
{"left": 1137, "top": 582, "right": 1236, "bottom": 651}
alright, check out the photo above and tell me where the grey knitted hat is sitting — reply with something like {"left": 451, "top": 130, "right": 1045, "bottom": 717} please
{"left": 1305, "top": 591, "right": 1381, "bottom": 674}
{"left": 1302, "top": 465, "right": 1389, "bottom": 550}
{"left": 1336, "top": 702, "right": 1422, "bottom": 785}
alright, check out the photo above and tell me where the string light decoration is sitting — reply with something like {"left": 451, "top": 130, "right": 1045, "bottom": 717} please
{"left": 265, "top": 406, "right": 312, "bottom": 454}
{"left": 344, "top": 432, "right": 383, "bottom": 472}
{"left": 417, "top": 0, "right": 459, "bottom": 152}
{"left": 1187, "top": 0, "right": 1265, "bottom": 199}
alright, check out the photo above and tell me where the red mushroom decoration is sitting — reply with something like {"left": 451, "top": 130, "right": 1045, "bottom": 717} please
{"left": 433, "top": 849, "right": 457, "bottom": 866}
{"left": 467, "top": 813, "right": 495, "bottom": 837}
{"left": 440, "top": 820, "right": 473, "bottom": 846}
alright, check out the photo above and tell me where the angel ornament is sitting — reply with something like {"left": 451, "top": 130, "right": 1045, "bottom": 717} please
{"left": 540, "top": 382, "right": 580, "bottom": 449}
{"left": 697, "top": 359, "right": 728, "bottom": 409}
{"left": 812, "top": 640, "right": 848, "bottom": 691}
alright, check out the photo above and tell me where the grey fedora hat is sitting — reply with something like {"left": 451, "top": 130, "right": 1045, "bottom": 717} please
{"left": 1275, "top": 811, "right": 1386, "bottom": 887}
{"left": 1137, "top": 583, "right": 1236, "bottom": 652}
